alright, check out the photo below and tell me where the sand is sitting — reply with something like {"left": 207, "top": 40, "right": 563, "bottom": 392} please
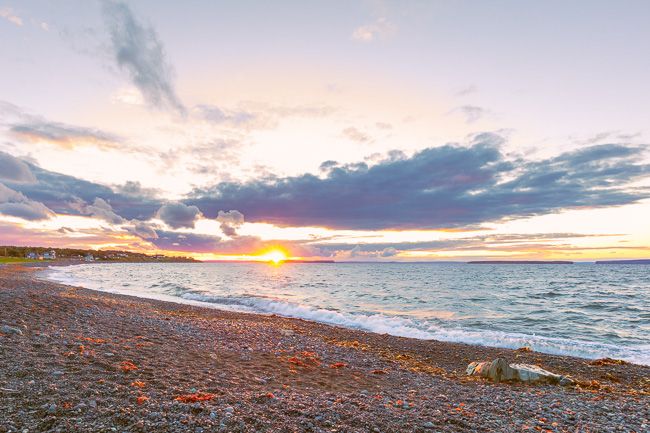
{"left": 0, "top": 264, "right": 648, "bottom": 432}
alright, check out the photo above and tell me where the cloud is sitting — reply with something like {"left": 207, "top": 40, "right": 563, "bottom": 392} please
{"left": 194, "top": 105, "right": 258, "bottom": 126}
{"left": 70, "top": 197, "right": 126, "bottom": 225}
{"left": 157, "top": 202, "right": 202, "bottom": 229}
{"left": 0, "top": 151, "right": 36, "bottom": 183}
{"left": 342, "top": 127, "right": 372, "bottom": 143}
{"left": 216, "top": 210, "right": 244, "bottom": 237}
{"left": 193, "top": 103, "right": 336, "bottom": 131}
{"left": 310, "top": 232, "right": 624, "bottom": 257}
{"left": 5, "top": 164, "right": 162, "bottom": 221}
{"left": 113, "top": 180, "right": 161, "bottom": 198}
{"left": 188, "top": 138, "right": 650, "bottom": 230}
{"left": 455, "top": 85, "right": 478, "bottom": 96}
{"left": 10, "top": 119, "right": 123, "bottom": 150}
{"left": 126, "top": 220, "right": 158, "bottom": 239}
{"left": 0, "top": 183, "right": 54, "bottom": 221}
{"left": 352, "top": 18, "right": 396, "bottom": 42}
{"left": 0, "top": 7, "right": 23, "bottom": 26}
{"left": 102, "top": 0, "right": 185, "bottom": 114}
{"left": 452, "top": 105, "right": 487, "bottom": 123}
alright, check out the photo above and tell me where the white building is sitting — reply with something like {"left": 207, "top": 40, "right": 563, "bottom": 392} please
{"left": 84, "top": 254, "right": 94, "bottom": 262}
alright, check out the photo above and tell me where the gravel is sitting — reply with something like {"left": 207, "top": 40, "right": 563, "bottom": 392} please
{"left": 0, "top": 264, "right": 648, "bottom": 432}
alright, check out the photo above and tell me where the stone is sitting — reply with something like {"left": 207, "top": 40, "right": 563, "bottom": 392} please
{"left": 466, "top": 358, "right": 574, "bottom": 385}
{"left": 1, "top": 325, "right": 23, "bottom": 335}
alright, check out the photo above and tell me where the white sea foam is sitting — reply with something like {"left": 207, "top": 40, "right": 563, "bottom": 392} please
{"left": 43, "top": 263, "right": 650, "bottom": 366}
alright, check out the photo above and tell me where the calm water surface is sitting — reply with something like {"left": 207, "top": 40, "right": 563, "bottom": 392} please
{"left": 45, "top": 262, "right": 650, "bottom": 365}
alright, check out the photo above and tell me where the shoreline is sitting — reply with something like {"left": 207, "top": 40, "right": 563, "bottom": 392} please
{"left": 1, "top": 265, "right": 648, "bottom": 431}
{"left": 41, "top": 262, "right": 648, "bottom": 366}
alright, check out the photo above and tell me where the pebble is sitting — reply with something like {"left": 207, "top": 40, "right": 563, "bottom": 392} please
{"left": 51, "top": 371, "right": 64, "bottom": 377}
{"left": 47, "top": 404, "right": 57, "bottom": 414}
{"left": 422, "top": 421, "right": 435, "bottom": 429}
{"left": 1, "top": 325, "right": 22, "bottom": 335}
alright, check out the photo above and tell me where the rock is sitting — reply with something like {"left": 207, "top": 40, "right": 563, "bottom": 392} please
{"left": 422, "top": 421, "right": 435, "bottom": 429}
{"left": 280, "top": 329, "right": 294, "bottom": 336}
{"left": 47, "top": 403, "right": 57, "bottom": 414}
{"left": 466, "top": 358, "right": 574, "bottom": 385}
{"left": 88, "top": 400, "right": 97, "bottom": 409}
{"left": 51, "top": 371, "right": 64, "bottom": 377}
{"left": 1, "top": 325, "right": 23, "bottom": 335}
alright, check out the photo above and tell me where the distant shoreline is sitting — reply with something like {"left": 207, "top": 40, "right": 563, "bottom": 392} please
{"left": 595, "top": 259, "right": 650, "bottom": 264}
{"left": 467, "top": 260, "right": 574, "bottom": 264}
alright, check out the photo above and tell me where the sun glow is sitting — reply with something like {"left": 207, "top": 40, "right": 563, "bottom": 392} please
{"left": 259, "top": 249, "right": 288, "bottom": 264}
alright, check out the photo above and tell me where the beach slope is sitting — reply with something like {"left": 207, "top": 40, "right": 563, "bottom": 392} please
{"left": 1, "top": 266, "right": 648, "bottom": 432}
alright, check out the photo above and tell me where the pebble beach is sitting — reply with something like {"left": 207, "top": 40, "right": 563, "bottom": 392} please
{"left": 1, "top": 265, "right": 648, "bottom": 432}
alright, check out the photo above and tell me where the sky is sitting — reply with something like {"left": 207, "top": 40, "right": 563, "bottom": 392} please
{"left": 1, "top": 0, "right": 649, "bottom": 261}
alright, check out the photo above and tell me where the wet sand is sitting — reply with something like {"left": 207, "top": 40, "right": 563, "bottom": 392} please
{"left": 1, "top": 265, "right": 648, "bottom": 432}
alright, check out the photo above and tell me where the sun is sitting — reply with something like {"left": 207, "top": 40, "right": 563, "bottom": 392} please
{"left": 260, "top": 249, "right": 287, "bottom": 264}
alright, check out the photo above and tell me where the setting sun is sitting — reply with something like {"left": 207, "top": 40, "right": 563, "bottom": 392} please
{"left": 260, "top": 249, "right": 287, "bottom": 264}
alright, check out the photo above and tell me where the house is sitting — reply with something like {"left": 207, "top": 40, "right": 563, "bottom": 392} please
{"left": 26, "top": 252, "right": 38, "bottom": 260}
{"left": 42, "top": 250, "right": 56, "bottom": 260}
{"left": 84, "top": 254, "right": 94, "bottom": 262}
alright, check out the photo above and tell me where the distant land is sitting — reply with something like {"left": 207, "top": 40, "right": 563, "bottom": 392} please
{"left": 0, "top": 245, "right": 196, "bottom": 263}
{"left": 595, "top": 259, "right": 650, "bottom": 264}
{"left": 468, "top": 260, "right": 574, "bottom": 264}
{"left": 203, "top": 259, "right": 335, "bottom": 264}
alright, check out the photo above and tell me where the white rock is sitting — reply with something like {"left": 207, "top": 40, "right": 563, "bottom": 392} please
{"left": 466, "top": 358, "right": 573, "bottom": 385}
{"left": 1, "top": 325, "right": 22, "bottom": 335}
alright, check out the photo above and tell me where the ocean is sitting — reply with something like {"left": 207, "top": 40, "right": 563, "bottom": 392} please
{"left": 45, "top": 262, "right": 650, "bottom": 365}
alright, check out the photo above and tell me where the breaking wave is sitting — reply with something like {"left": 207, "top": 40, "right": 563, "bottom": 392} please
{"left": 44, "top": 263, "right": 650, "bottom": 366}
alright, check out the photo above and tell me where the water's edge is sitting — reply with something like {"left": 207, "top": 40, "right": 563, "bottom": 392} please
{"left": 42, "top": 263, "right": 650, "bottom": 366}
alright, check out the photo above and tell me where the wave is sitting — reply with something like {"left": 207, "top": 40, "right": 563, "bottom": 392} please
{"left": 43, "top": 265, "right": 650, "bottom": 366}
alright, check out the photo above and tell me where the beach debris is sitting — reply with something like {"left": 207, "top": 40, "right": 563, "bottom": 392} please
{"left": 466, "top": 358, "right": 574, "bottom": 385}
{"left": 131, "top": 381, "right": 146, "bottom": 388}
{"left": 118, "top": 361, "right": 138, "bottom": 372}
{"left": 174, "top": 392, "right": 216, "bottom": 403}
{"left": 136, "top": 396, "right": 149, "bottom": 405}
{"left": 280, "top": 329, "right": 295, "bottom": 336}
{"left": 0, "top": 388, "right": 20, "bottom": 394}
{"left": 589, "top": 357, "right": 628, "bottom": 366}
{"left": 286, "top": 351, "right": 321, "bottom": 368}
{"left": 371, "top": 369, "right": 387, "bottom": 375}
{"left": 1, "top": 324, "right": 23, "bottom": 335}
{"left": 80, "top": 336, "right": 106, "bottom": 344}
{"left": 329, "top": 362, "right": 347, "bottom": 369}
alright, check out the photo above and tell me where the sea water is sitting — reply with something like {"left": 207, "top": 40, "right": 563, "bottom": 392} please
{"left": 45, "top": 262, "right": 650, "bottom": 365}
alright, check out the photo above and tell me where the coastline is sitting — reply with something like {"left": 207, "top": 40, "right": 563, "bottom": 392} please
{"left": 1, "top": 265, "right": 648, "bottom": 432}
